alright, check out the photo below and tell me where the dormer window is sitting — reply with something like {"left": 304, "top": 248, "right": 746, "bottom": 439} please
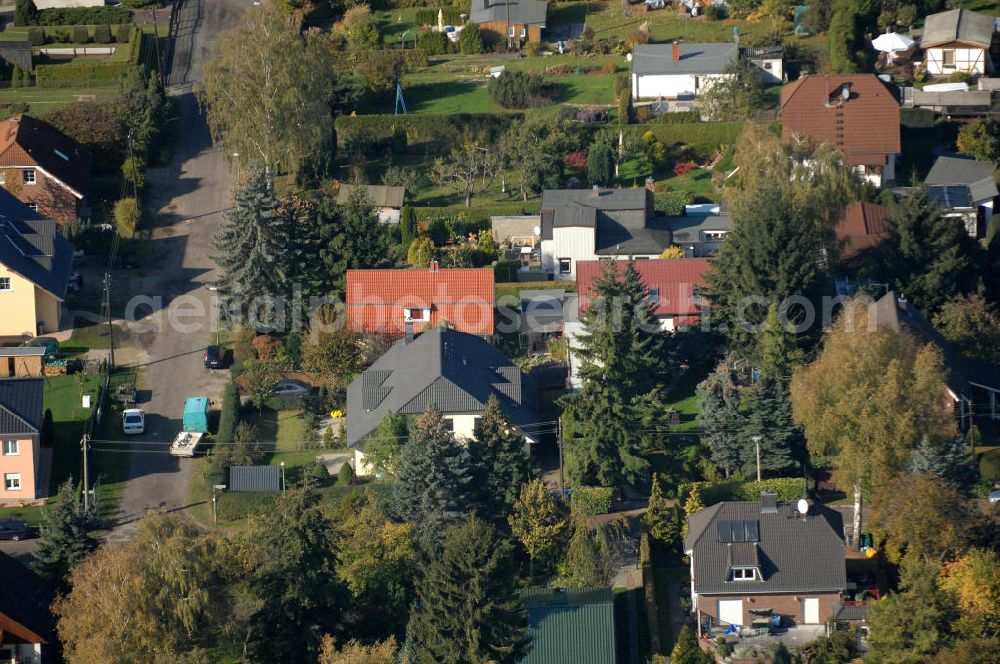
{"left": 403, "top": 307, "right": 430, "bottom": 323}
{"left": 731, "top": 566, "right": 759, "bottom": 581}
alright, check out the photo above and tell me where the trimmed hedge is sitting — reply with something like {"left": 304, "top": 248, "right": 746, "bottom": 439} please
{"left": 36, "top": 25, "right": 149, "bottom": 88}
{"left": 415, "top": 7, "right": 463, "bottom": 24}
{"left": 412, "top": 203, "right": 535, "bottom": 223}
{"left": 330, "top": 48, "right": 428, "bottom": 73}
{"left": 33, "top": 6, "right": 131, "bottom": 25}
{"left": 735, "top": 478, "right": 806, "bottom": 502}
{"left": 626, "top": 121, "right": 759, "bottom": 151}
{"left": 335, "top": 112, "right": 523, "bottom": 154}
{"left": 685, "top": 476, "right": 807, "bottom": 506}
{"left": 35, "top": 60, "right": 134, "bottom": 87}
{"left": 571, "top": 486, "right": 614, "bottom": 515}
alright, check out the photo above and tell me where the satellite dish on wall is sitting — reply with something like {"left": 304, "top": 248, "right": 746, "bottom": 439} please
{"left": 626, "top": 53, "right": 633, "bottom": 62}
{"left": 533, "top": 225, "right": 541, "bottom": 236}
{"left": 797, "top": 498, "right": 810, "bottom": 515}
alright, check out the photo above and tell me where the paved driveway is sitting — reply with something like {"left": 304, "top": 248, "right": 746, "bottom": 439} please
{"left": 107, "top": 0, "right": 247, "bottom": 539}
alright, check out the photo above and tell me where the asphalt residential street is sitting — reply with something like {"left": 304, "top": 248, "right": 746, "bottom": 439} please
{"left": 107, "top": 0, "right": 248, "bottom": 539}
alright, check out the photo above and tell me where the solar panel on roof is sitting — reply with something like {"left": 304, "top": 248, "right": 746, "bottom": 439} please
{"left": 745, "top": 521, "right": 759, "bottom": 542}
{"left": 732, "top": 522, "right": 746, "bottom": 542}
{"left": 717, "top": 521, "right": 732, "bottom": 543}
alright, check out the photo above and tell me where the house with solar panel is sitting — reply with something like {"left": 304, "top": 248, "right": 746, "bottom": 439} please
{"left": 924, "top": 156, "right": 998, "bottom": 239}
{"left": 684, "top": 492, "right": 848, "bottom": 637}
{"left": 345, "top": 327, "right": 539, "bottom": 475}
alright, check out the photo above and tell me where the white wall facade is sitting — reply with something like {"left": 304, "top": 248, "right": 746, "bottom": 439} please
{"left": 377, "top": 207, "right": 401, "bottom": 224}
{"left": 752, "top": 57, "right": 783, "bottom": 84}
{"left": 541, "top": 226, "right": 596, "bottom": 280}
{"left": 926, "top": 45, "right": 988, "bottom": 76}
{"left": 632, "top": 72, "right": 731, "bottom": 99}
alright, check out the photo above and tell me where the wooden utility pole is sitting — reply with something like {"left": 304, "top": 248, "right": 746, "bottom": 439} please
{"left": 557, "top": 417, "right": 564, "bottom": 496}
{"left": 81, "top": 434, "right": 90, "bottom": 511}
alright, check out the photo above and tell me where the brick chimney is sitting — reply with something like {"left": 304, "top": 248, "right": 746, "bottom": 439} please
{"left": 591, "top": 184, "right": 600, "bottom": 197}
{"left": 672, "top": 41, "right": 679, "bottom": 61}
{"left": 429, "top": 260, "right": 439, "bottom": 272}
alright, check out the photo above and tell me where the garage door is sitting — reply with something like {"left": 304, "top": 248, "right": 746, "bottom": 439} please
{"left": 718, "top": 599, "right": 743, "bottom": 626}
{"left": 803, "top": 597, "right": 820, "bottom": 624}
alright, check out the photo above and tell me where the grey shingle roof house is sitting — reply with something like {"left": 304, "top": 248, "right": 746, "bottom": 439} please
{"left": 345, "top": 327, "right": 538, "bottom": 447}
{"left": 539, "top": 188, "right": 671, "bottom": 277}
{"left": 520, "top": 588, "right": 616, "bottom": 664}
{"left": 470, "top": 0, "right": 548, "bottom": 27}
{"left": 685, "top": 494, "right": 848, "bottom": 631}
{"left": 924, "top": 156, "right": 998, "bottom": 206}
{"left": 0, "top": 378, "right": 44, "bottom": 436}
{"left": 229, "top": 465, "right": 281, "bottom": 493}
{"left": 921, "top": 8, "right": 995, "bottom": 48}
{"left": 631, "top": 42, "right": 738, "bottom": 76}
{"left": 0, "top": 190, "right": 74, "bottom": 301}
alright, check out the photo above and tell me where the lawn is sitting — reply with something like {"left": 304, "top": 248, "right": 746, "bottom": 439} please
{"left": 60, "top": 318, "right": 114, "bottom": 356}
{"left": 0, "top": 372, "right": 104, "bottom": 528}
{"left": 659, "top": 167, "right": 719, "bottom": 202}
{"left": 0, "top": 84, "right": 119, "bottom": 118}
{"left": 576, "top": 0, "right": 782, "bottom": 44}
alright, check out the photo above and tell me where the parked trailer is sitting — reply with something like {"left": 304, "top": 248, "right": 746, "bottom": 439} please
{"left": 169, "top": 397, "right": 210, "bottom": 457}
{"left": 170, "top": 431, "right": 204, "bottom": 457}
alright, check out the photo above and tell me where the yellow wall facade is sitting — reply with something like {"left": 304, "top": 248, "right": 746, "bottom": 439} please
{"left": 0, "top": 266, "right": 41, "bottom": 337}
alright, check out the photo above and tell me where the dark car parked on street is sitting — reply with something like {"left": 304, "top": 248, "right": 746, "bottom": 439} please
{"left": 0, "top": 519, "right": 30, "bottom": 541}
{"left": 204, "top": 345, "right": 226, "bottom": 369}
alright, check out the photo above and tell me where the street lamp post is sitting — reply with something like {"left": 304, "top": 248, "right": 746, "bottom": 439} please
{"left": 212, "top": 484, "right": 227, "bottom": 524}
{"left": 232, "top": 152, "right": 240, "bottom": 184}
{"left": 751, "top": 435, "right": 763, "bottom": 483}
{"left": 280, "top": 461, "right": 286, "bottom": 493}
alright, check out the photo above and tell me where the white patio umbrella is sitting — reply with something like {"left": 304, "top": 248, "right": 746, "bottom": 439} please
{"left": 872, "top": 31, "right": 915, "bottom": 54}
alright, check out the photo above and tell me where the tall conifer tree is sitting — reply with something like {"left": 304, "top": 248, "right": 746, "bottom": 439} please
{"left": 392, "top": 407, "right": 476, "bottom": 551}
{"left": 406, "top": 516, "right": 530, "bottom": 664}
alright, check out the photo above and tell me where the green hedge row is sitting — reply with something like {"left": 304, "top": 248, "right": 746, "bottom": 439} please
{"left": 415, "top": 7, "right": 463, "bottom": 24}
{"left": 685, "top": 476, "right": 806, "bottom": 506}
{"left": 335, "top": 112, "right": 523, "bottom": 154}
{"left": 626, "top": 121, "right": 759, "bottom": 151}
{"left": 35, "top": 60, "right": 134, "bottom": 87}
{"left": 734, "top": 478, "right": 806, "bottom": 502}
{"left": 36, "top": 25, "right": 149, "bottom": 88}
{"left": 330, "top": 48, "right": 428, "bottom": 73}
{"left": 571, "top": 486, "right": 614, "bottom": 515}
{"left": 33, "top": 6, "right": 132, "bottom": 26}
{"left": 412, "top": 203, "right": 535, "bottom": 223}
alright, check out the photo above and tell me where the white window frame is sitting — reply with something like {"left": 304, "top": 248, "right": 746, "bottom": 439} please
{"left": 3, "top": 473, "right": 21, "bottom": 491}
{"left": 732, "top": 566, "right": 757, "bottom": 581}
{"left": 442, "top": 417, "right": 455, "bottom": 433}
{"left": 0, "top": 171, "right": 6, "bottom": 185}
{"left": 507, "top": 26, "right": 515, "bottom": 37}
{"left": 2, "top": 440, "right": 18, "bottom": 456}
{"left": 21, "top": 169, "right": 35, "bottom": 185}
{"left": 520, "top": 27, "right": 527, "bottom": 38}
{"left": 0, "top": 277, "right": 10, "bottom": 291}
{"left": 703, "top": 230, "right": 728, "bottom": 241}
{"left": 942, "top": 49, "right": 955, "bottom": 68}
{"left": 558, "top": 258, "right": 571, "bottom": 274}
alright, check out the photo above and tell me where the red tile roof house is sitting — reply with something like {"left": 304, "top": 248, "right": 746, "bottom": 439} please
{"left": 346, "top": 265, "right": 496, "bottom": 337}
{"left": 0, "top": 115, "right": 93, "bottom": 226}
{"left": 576, "top": 258, "right": 711, "bottom": 331}
{"left": 833, "top": 201, "right": 891, "bottom": 294}
{"left": 780, "top": 75, "right": 900, "bottom": 189}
